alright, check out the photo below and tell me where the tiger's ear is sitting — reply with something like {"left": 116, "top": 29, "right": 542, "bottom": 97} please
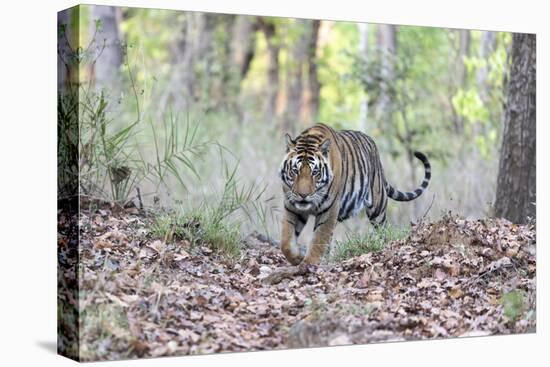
{"left": 320, "top": 139, "right": 331, "bottom": 157}
{"left": 285, "top": 133, "right": 296, "bottom": 152}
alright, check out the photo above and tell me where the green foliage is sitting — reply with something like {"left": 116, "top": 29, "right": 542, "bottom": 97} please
{"left": 318, "top": 22, "right": 363, "bottom": 126}
{"left": 452, "top": 30, "right": 511, "bottom": 159}
{"left": 120, "top": 8, "right": 181, "bottom": 80}
{"left": 331, "top": 224, "right": 409, "bottom": 262}
{"left": 144, "top": 111, "right": 211, "bottom": 193}
{"left": 500, "top": 290, "right": 525, "bottom": 323}
{"left": 452, "top": 88, "right": 489, "bottom": 124}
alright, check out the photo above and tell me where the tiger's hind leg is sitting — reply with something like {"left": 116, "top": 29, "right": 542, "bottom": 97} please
{"left": 366, "top": 193, "right": 388, "bottom": 229}
{"left": 368, "top": 210, "right": 387, "bottom": 228}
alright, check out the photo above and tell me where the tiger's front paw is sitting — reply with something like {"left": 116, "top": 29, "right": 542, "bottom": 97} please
{"left": 301, "top": 242, "right": 328, "bottom": 265}
{"left": 282, "top": 246, "right": 304, "bottom": 266}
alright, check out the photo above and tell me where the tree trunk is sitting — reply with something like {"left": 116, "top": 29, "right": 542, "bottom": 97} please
{"left": 476, "top": 31, "right": 496, "bottom": 100}
{"left": 259, "top": 18, "right": 280, "bottom": 125}
{"left": 451, "top": 29, "right": 471, "bottom": 133}
{"left": 494, "top": 33, "right": 536, "bottom": 224}
{"left": 197, "top": 14, "right": 217, "bottom": 107}
{"left": 283, "top": 21, "right": 314, "bottom": 135}
{"left": 375, "top": 24, "right": 397, "bottom": 122}
{"left": 210, "top": 15, "right": 235, "bottom": 109}
{"left": 230, "top": 16, "right": 257, "bottom": 80}
{"left": 57, "top": 10, "right": 70, "bottom": 89}
{"left": 302, "top": 20, "right": 321, "bottom": 123}
{"left": 58, "top": 7, "right": 80, "bottom": 90}
{"left": 457, "top": 30, "right": 471, "bottom": 86}
{"left": 223, "top": 15, "right": 257, "bottom": 117}
{"left": 358, "top": 22, "right": 369, "bottom": 131}
{"left": 160, "top": 12, "right": 206, "bottom": 115}
{"left": 91, "top": 5, "right": 123, "bottom": 93}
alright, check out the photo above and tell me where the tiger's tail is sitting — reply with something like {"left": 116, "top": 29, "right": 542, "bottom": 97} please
{"left": 385, "top": 151, "right": 431, "bottom": 202}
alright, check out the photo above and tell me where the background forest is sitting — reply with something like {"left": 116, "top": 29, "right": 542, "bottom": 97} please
{"left": 58, "top": 5, "right": 524, "bottom": 242}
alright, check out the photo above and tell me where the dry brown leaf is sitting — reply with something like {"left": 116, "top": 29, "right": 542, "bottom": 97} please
{"left": 434, "top": 268, "right": 446, "bottom": 281}
{"left": 355, "top": 272, "right": 370, "bottom": 288}
{"left": 449, "top": 287, "right": 464, "bottom": 299}
{"left": 94, "top": 240, "right": 113, "bottom": 249}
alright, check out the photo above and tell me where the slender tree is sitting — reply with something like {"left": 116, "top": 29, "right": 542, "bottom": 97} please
{"left": 283, "top": 20, "right": 314, "bottom": 135}
{"left": 494, "top": 33, "right": 536, "bottom": 224}
{"left": 357, "top": 22, "right": 369, "bottom": 132}
{"left": 375, "top": 24, "right": 396, "bottom": 122}
{"left": 225, "top": 15, "right": 257, "bottom": 115}
{"left": 451, "top": 29, "right": 471, "bottom": 133}
{"left": 159, "top": 12, "right": 206, "bottom": 114}
{"left": 230, "top": 16, "right": 257, "bottom": 81}
{"left": 57, "top": 7, "right": 81, "bottom": 90}
{"left": 57, "top": 10, "right": 70, "bottom": 89}
{"left": 92, "top": 6, "right": 123, "bottom": 93}
{"left": 476, "top": 31, "right": 496, "bottom": 100}
{"left": 303, "top": 20, "right": 321, "bottom": 123}
{"left": 258, "top": 17, "right": 281, "bottom": 124}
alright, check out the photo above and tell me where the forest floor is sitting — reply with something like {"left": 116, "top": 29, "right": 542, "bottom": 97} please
{"left": 59, "top": 201, "right": 536, "bottom": 361}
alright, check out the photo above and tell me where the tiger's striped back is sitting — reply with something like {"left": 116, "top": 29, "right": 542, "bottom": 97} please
{"left": 332, "top": 127, "right": 431, "bottom": 224}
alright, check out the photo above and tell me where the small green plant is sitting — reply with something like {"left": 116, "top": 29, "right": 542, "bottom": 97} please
{"left": 331, "top": 224, "right": 409, "bottom": 262}
{"left": 303, "top": 297, "right": 329, "bottom": 320}
{"left": 149, "top": 158, "right": 275, "bottom": 258}
{"left": 149, "top": 214, "right": 176, "bottom": 241}
{"left": 150, "top": 208, "right": 241, "bottom": 258}
{"left": 500, "top": 290, "right": 525, "bottom": 323}
{"left": 184, "top": 209, "right": 242, "bottom": 257}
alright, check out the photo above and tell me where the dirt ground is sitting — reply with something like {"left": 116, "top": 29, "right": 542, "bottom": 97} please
{"left": 57, "top": 204, "right": 536, "bottom": 361}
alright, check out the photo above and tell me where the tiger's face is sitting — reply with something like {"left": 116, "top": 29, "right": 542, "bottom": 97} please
{"left": 279, "top": 134, "right": 333, "bottom": 211}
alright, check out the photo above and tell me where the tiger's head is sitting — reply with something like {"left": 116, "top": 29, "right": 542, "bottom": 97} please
{"left": 279, "top": 133, "right": 333, "bottom": 211}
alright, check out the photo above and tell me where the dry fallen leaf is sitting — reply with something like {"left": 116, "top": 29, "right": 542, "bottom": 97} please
{"left": 174, "top": 250, "right": 190, "bottom": 261}
{"left": 434, "top": 268, "right": 446, "bottom": 281}
{"left": 449, "top": 287, "right": 464, "bottom": 299}
{"left": 148, "top": 240, "right": 166, "bottom": 253}
{"left": 355, "top": 271, "right": 370, "bottom": 288}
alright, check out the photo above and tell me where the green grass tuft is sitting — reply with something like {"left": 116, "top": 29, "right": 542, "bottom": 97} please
{"left": 500, "top": 290, "right": 525, "bottom": 322}
{"left": 150, "top": 209, "right": 242, "bottom": 258}
{"left": 331, "top": 224, "right": 409, "bottom": 262}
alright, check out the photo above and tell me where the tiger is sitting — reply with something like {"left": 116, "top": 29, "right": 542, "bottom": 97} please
{"left": 279, "top": 123, "right": 431, "bottom": 265}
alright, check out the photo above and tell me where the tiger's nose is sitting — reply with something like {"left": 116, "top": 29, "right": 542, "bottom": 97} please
{"left": 297, "top": 192, "right": 308, "bottom": 199}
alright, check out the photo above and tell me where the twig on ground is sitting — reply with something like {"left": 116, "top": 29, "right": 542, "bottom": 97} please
{"left": 262, "top": 263, "right": 311, "bottom": 285}
{"left": 464, "top": 256, "right": 514, "bottom": 286}
{"left": 417, "top": 193, "right": 436, "bottom": 226}
{"left": 136, "top": 187, "right": 144, "bottom": 210}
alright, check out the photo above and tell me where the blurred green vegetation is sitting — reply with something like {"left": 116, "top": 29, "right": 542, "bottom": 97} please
{"left": 58, "top": 5, "right": 513, "bottom": 238}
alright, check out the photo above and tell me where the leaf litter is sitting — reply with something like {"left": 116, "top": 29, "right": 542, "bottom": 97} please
{"left": 60, "top": 204, "right": 536, "bottom": 361}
